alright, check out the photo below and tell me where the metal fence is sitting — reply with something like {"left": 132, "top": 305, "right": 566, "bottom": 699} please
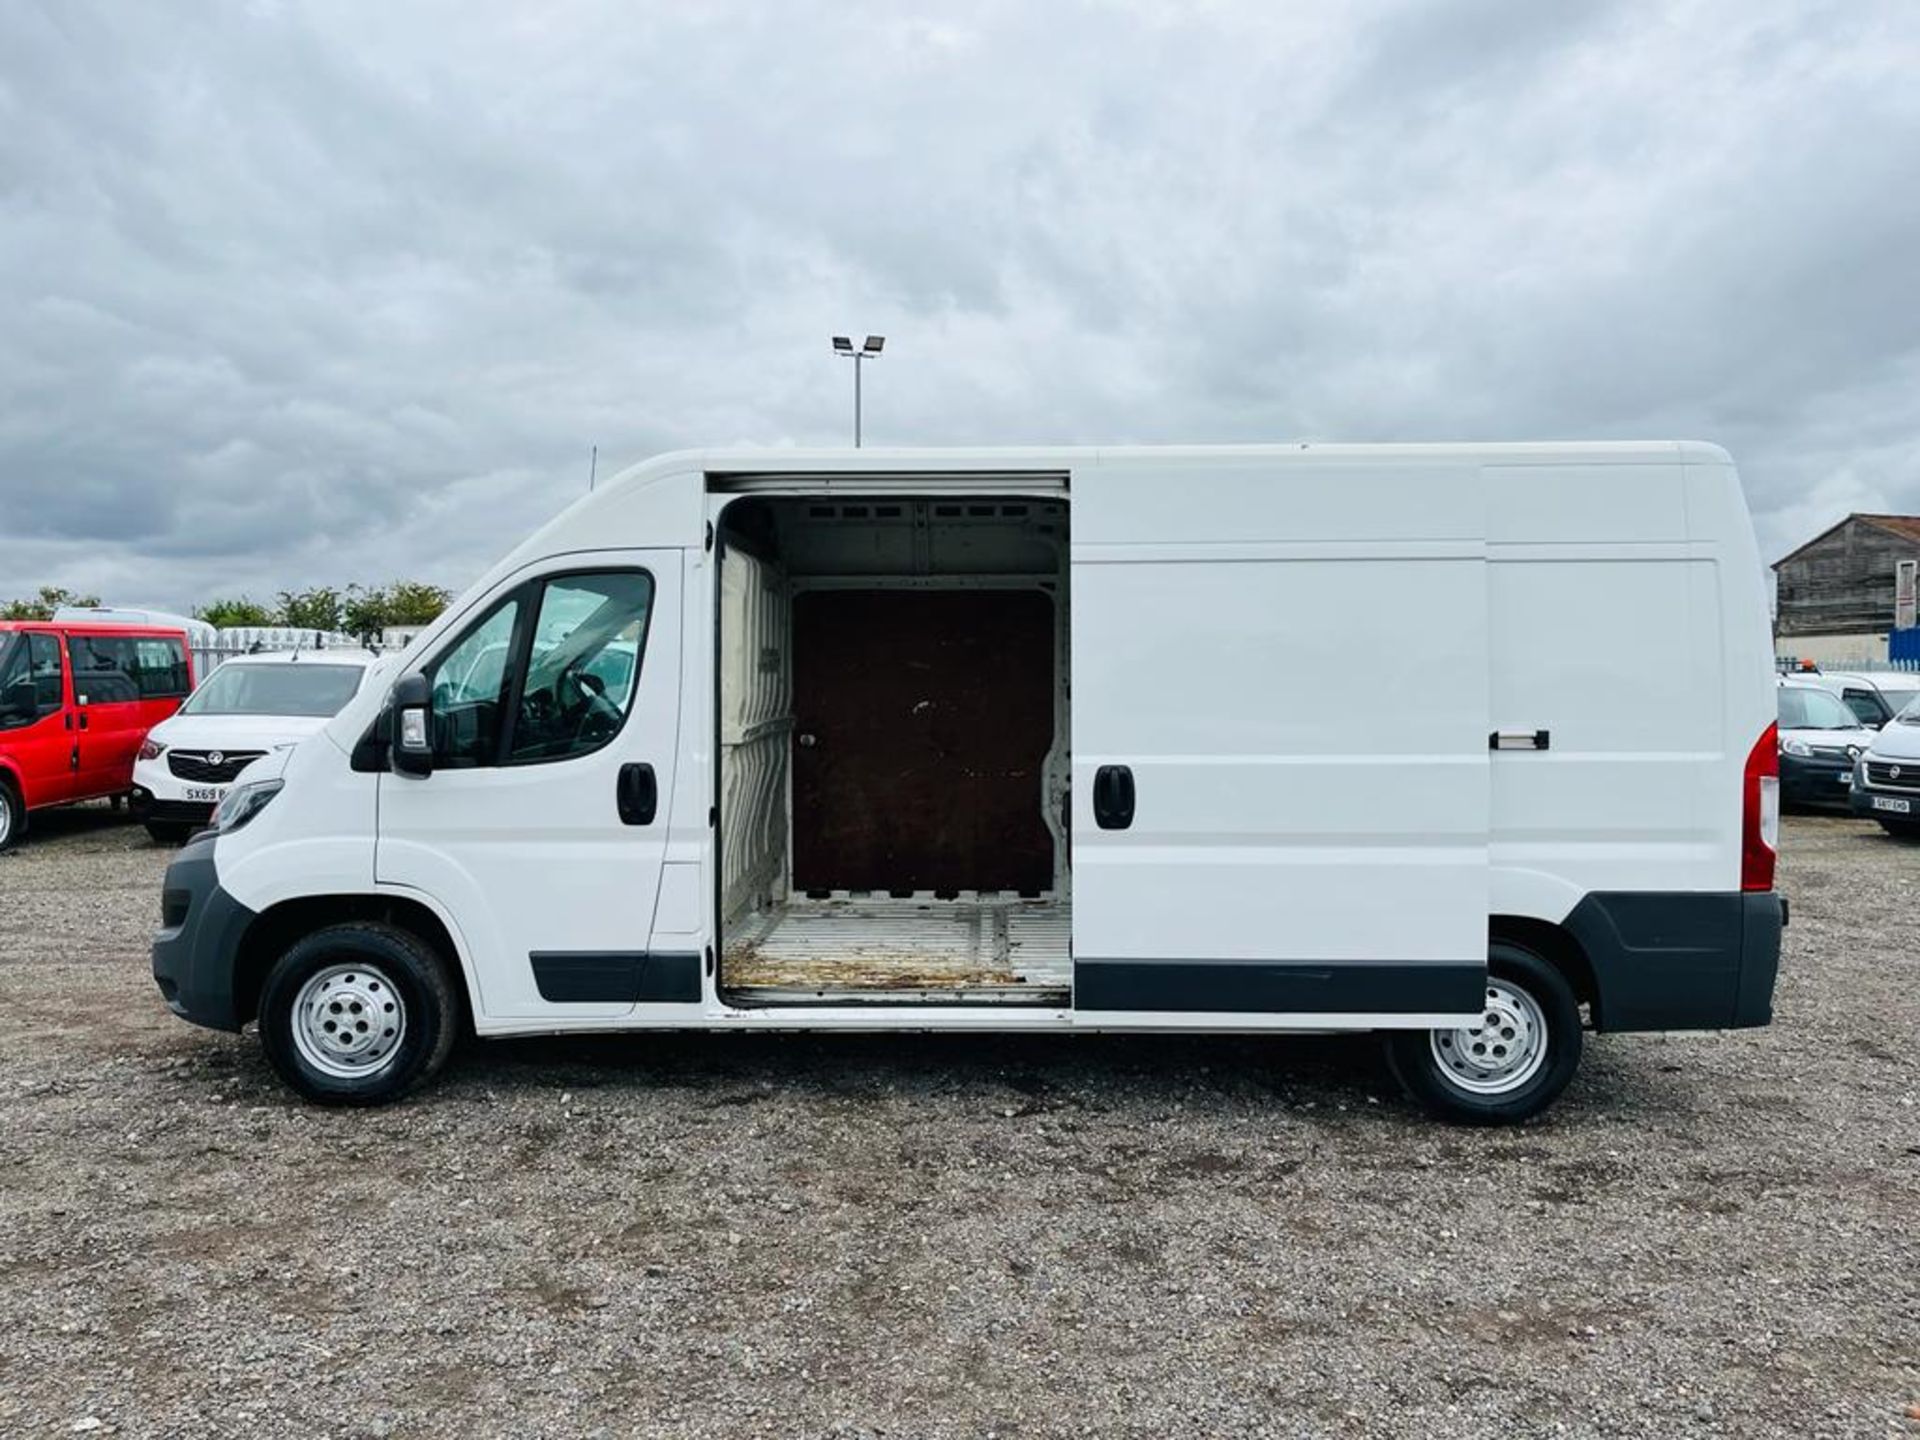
{"left": 192, "top": 627, "right": 362, "bottom": 678}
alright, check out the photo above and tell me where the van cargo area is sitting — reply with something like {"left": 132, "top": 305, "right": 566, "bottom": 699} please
{"left": 716, "top": 495, "right": 1070, "bottom": 1003}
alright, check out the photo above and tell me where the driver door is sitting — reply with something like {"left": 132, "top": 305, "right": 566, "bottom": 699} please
{"left": 376, "top": 553, "right": 683, "bottom": 1020}
{"left": 1, "top": 630, "right": 75, "bottom": 807}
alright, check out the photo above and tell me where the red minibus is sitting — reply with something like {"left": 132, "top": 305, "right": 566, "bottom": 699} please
{"left": 0, "top": 620, "right": 195, "bottom": 850}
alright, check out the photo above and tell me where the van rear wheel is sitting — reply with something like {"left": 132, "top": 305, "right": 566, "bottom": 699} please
{"left": 1385, "top": 942, "right": 1582, "bottom": 1125}
{"left": 258, "top": 923, "right": 460, "bottom": 1105}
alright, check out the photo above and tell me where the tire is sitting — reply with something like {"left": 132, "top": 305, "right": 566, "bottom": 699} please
{"left": 1385, "top": 941, "right": 1583, "bottom": 1125}
{"left": 145, "top": 821, "right": 192, "bottom": 846}
{"left": 1875, "top": 818, "right": 1920, "bottom": 839}
{"left": 0, "top": 777, "right": 22, "bottom": 853}
{"left": 258, "top": 923, "right": 461, "bottom": 1105}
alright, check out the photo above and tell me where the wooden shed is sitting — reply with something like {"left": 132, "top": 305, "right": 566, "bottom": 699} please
{"left": 1773, "top": 514, "right": 1920, "bottom": 638}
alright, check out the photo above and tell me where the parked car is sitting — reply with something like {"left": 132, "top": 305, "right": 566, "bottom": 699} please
{"left": 1802, "top": 670, "right": 1920, "bottom": 729}
{"left": 131, "top": 650, "right": 379, "bottom": 842}
{"left": 0, "top": 619, "right": 195, "bottom": 850}
{"left": 151, "top": 440, "right": 1782, "bottom": 1124}
{"left": 1775, "top": 678, "right": 1876, "bottom": 810}
{"left": 1849, "top": 693, "right": 1920, "bottom": 837}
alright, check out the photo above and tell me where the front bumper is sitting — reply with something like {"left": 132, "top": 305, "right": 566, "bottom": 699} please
{"left": 129, "top": 786, "right": 216, "bottom": 829}
{"left": 1850, "top": 781, "right": 1920, "bottom": 822}
{"left": 1564, "top": 890, "right": 1784, "bottom": 1031}
{"left": 151, "top": 831, "right": 255, "bottom": 1032}
{"left": 1779, "top": 752, "right": 1858, "bottom": 808}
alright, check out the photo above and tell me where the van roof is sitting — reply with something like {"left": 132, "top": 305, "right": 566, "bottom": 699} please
{"left": 634, "top": 439, "right": 1734, "bottom": 479}
{"left": 1816, "top": 671, "right": 1919, "bottom": 692}
{"left": 0, "top": 619, "right": 188, "bottom": 635}
{"left": 218, "top": 649, "right": 379, "bottom": 667}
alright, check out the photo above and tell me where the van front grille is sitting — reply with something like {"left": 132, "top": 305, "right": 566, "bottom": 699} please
{"left": 1864, "top": 761, "right": 1920, "bottom": 792}
{"left": 167, "top": 750, "right": 266, "bottom": 784}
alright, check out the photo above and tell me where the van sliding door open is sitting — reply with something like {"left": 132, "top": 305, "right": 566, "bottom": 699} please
{"left": 1070, "top": 456, "right": 1490, "bottom": 1025}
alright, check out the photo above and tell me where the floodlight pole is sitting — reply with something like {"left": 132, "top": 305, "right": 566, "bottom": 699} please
{"left": 852, "top": 353, "right": 864, "bottom": 447}
{"left": 832, "top": 335, "right": 884, "bottom": 447}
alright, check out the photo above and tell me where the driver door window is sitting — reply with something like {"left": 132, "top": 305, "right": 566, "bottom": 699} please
{"left": 422, "top": 570, "right": 652, "bottom": 769}
{"left": 507, "top": 572, "right": 652, "bottom": 763}
{"left": 2, "top": 633, "right": 71, "bottom": 726}
{"left": 28, "top": 634, "right": 63, "bottom": 715}
{"left": 1840, "top": 690, "right": 1885, "bottom": 726}
{"left": 428, "top": 600, "right": 520, "bottom": 767}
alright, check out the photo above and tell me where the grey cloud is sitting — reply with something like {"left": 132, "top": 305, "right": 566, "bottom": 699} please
{"left": 2, "top": 0, "right": 1918, "bottom": 611}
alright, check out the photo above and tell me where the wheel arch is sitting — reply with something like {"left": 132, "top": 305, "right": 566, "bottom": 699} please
{"left": 1490, "top": 914, "right": 1602, "bottom": 1028}
{"left": 234, "top": 893, "right": 476, "bottom": 1031}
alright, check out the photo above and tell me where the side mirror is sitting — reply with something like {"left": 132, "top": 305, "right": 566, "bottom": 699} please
{"left": 390, "top": 673, "right": 434, "bottom": 778}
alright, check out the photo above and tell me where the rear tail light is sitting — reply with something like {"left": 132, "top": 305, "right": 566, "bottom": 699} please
{"left": 1742, "top": 722, "right": 1779, "bottom": 892}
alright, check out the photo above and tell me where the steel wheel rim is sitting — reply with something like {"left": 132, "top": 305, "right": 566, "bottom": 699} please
{"left": 1430, "top": 979, "right": 1548, "bottom": 1096}
{"left": 291, "top": 962, "right": 407, "bottom": 1080}
{"left": 0, "top": 791, "right": 11, "bottom": 846}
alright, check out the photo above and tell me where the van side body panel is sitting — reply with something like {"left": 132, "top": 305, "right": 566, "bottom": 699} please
{"left": 1487, "top": 450, "right": 1778, "bottom": 1029}
{"left": 1070, "top": 452, "right": 1491, "bottom": 1022}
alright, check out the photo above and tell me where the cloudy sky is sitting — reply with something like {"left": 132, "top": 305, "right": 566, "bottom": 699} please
{"left": 3, "top": 0, "right": 1917, "bottom": 611}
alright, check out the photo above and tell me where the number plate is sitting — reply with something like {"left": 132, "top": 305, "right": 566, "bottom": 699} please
{"left": 1871, "top": 795, "right": 1912, "bottom": 814}
{"left": 184, "top": 785, "right": 225, "bottom": 804}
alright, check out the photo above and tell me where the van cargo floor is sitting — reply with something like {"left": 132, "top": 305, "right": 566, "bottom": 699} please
{"left": 722, "top": 896, "right": 1071, "bottom": 1004}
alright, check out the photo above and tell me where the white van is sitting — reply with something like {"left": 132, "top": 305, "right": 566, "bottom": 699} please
{"left": 151, "top": 443, "right": 1784, "bottom": 1123}
{"left": 130, "top": 649, "right": 381, "bottom": 842}
{"left": 1802, "top": 669, "right": 1920, "bottom": 729}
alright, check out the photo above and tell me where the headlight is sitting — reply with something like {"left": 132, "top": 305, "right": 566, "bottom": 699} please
{"left": 137, "top": 738, "right": 166, "bottom": 761}
{"left": 211, "top": 778, "right": 284, "bottom": 833}
{"left": 1780, "top": 737, "right": 1812, "bottom": 757}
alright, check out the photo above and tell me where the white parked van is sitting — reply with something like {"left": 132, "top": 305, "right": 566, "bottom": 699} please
{"left": 131, "top": 650, "right": 380, "bottom": 841}
{"left": 1803, "top": 669, "right": 1920, "bottom": 729}
{"left": 151, "top": 443, "right": 1784, "bottom": 1122}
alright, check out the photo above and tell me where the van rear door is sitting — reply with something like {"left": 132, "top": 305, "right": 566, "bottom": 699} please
{"left": 1069, "top": 454, "right": 1490, "bottom": 1023}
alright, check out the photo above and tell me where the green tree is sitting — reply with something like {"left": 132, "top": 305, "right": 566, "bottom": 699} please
{"left": 341, "top": 585, "right": 392, "bottom": 643}
{"left": 195, "top": 596, "right": 275, "bottom": 627}
{"left": 277, "top": 586, "right": 342, "bottom": 631}
{"left": 1, "top": 586, "right": 101, "bottom": 621}
{"left": 341, "top": 580, "right": 451, "bottom": 642}
{"left": 384, "top": 580, "right": 451, "bottom": 626}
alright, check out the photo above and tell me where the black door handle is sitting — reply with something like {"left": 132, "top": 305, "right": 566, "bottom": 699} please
{"left": 616, "top": 762, "right": 657, "bottom": 826}
{"left": 1092, "top": 764, "right": 1135, "bottom": 830}
{"left": 77, "top": 712, "right": 88, "bottom": 730}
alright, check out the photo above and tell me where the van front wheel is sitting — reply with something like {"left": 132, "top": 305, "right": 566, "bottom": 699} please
{"left": 258, "top": 923, "right": 460, "bottom": 1105}
{"left": 0, "top": 778, "right": 20, "bottom": 852}
{"left": 1385, "top": 942, "right": 1582, "bottom": 1125}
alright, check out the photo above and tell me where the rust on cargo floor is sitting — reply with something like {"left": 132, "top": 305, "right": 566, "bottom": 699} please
{"left": 723, "top": 947, "right": 1025, "bottom": 991}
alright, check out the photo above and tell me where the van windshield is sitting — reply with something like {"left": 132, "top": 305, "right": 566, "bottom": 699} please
{"left": 183, "top": 663, "right": 366, "bottom": 718}
{"left": 1777, "top": 687, "right": 1860, "bottom": 731}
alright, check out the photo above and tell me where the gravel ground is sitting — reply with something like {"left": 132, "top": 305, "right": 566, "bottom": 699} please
{"left": 0, "top": 806, "right": 1916, "bottom": 1439}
